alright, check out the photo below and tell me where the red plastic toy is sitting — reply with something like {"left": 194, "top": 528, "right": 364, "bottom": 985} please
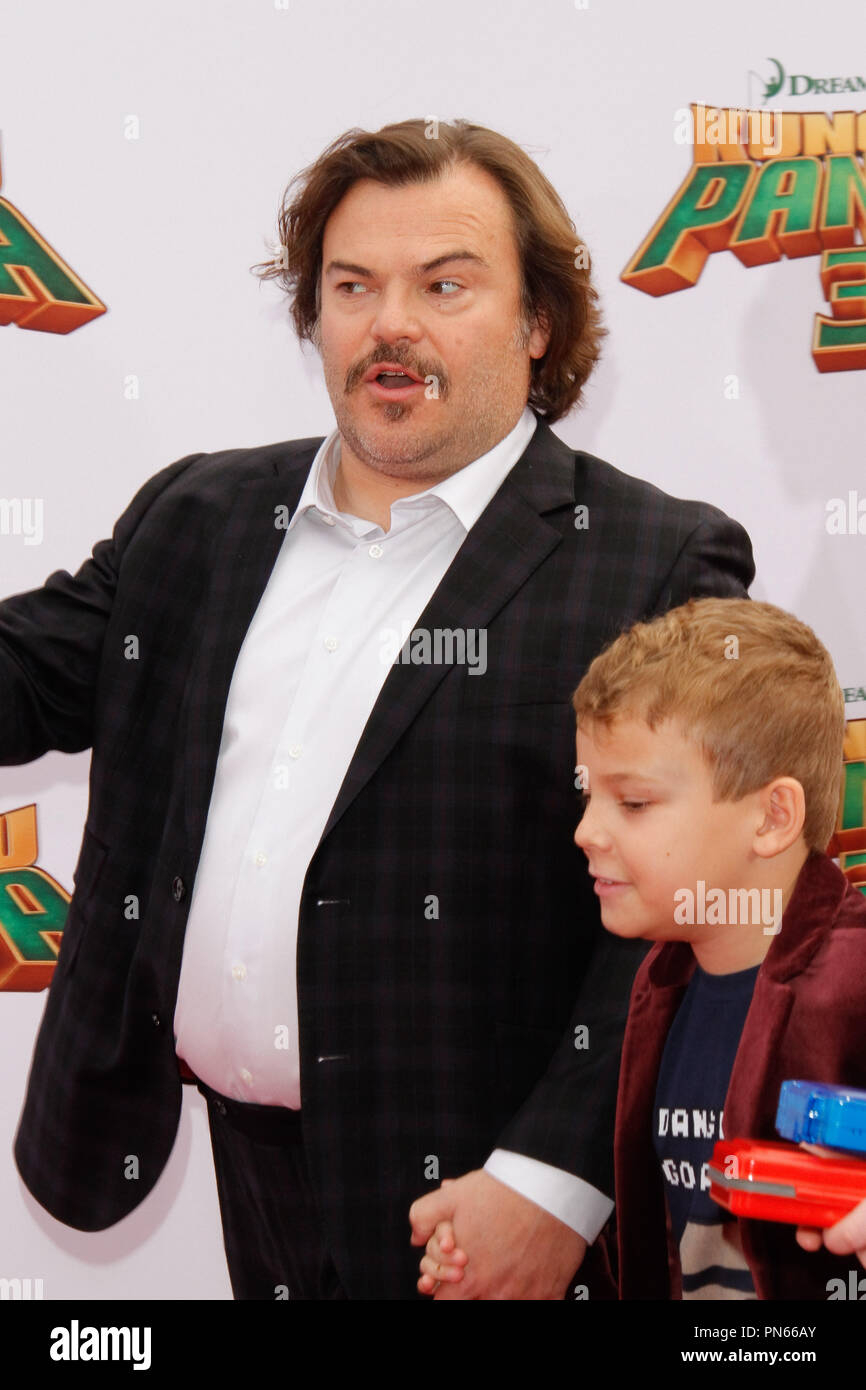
{"left": 708, "top": 1138, "right": 866, "bottom": 1227}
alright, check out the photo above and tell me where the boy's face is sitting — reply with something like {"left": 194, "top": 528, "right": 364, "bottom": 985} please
{"left": 574, "top": 715, "right": 762, "bottom": 945}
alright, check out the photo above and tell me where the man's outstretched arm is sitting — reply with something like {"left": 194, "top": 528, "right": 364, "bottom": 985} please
{"left": 0, "top": 453, "right": 202, "bottom": 764}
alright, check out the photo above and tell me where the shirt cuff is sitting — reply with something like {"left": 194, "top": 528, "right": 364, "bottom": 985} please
{"left": 484, "top": 1149, "right": 614, "bottom": 1244}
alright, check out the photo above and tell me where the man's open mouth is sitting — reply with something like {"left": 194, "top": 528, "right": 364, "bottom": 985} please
{"left": 374, "top": 371, "right": 420, "bottom": 389}
{"left": 363, "top": 362, "right": 425, "bottom": 392}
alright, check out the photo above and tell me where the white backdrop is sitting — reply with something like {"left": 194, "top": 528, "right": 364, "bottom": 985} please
{"left": 1, "top": 0, "right": 864, "bottom": 1299}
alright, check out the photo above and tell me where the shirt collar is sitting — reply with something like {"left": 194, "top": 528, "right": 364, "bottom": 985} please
{"left": 289, "top": 406, "right": 538, "bottom": 535}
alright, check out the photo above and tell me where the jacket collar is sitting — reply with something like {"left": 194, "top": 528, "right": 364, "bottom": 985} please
{"left": 182, "top": 411, "right": 576, "bottom": 855}
{"left": 272, "top": 411, "right": 577, "bottom": 516}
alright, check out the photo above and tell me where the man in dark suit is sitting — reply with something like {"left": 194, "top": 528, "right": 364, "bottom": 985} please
{"left": 5, "top": 118, "right": 754, "bottom": 1299}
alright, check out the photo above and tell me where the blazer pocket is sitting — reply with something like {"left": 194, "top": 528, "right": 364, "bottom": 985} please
{"left": 461, "top": 665, "right": 576, "bottom": 710}
{"left": 57, "top": 827, "right": 109, "bottom": 978}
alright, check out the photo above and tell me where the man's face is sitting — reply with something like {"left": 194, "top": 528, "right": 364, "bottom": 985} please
{"left": 317, "top": 162, "right": 550, "bottom": 481}
{"left": 573, "top": 716, "right": 761, "bottom": 946}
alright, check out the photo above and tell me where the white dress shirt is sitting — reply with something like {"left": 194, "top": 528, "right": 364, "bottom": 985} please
{"left": 173, "top": 404, "right": 612, "bottom": 1243}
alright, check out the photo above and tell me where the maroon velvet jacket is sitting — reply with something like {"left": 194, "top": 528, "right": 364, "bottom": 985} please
{"left": 614, "top": 851, "right": 866, "bottom": 1300}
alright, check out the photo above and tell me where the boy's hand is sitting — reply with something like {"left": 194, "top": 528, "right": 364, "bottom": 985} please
{"left": 796, "top": 1194, "right": 866, "bottom": 1269}
{"left": 409, "top": 1169, "right": 587, "bottom": 1300}
{"left": 417, "top": 1218, "right": 469, "bottom": 1296}
{"left": 794, "top": 1144, "right": 866, "bottom": 1267}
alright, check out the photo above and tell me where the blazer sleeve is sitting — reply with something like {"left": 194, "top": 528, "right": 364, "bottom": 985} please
{"left": 648, "top": 508, "right": 755, "bottom": 612}
{"left": 493, "top": 503, "right": 755, "bottom": 1193}
{"left": 0, "top": 452, "right": 203, "bottom": 765}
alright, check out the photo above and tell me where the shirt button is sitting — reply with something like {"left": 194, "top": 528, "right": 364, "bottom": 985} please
{"left": 368, "top": 543, "right": 383, "bottom": 559}
{"left": 232, "top": 963, "right": 247, "bottom": 981}
{"left": 288, "top": 745, "right": 302, "bottom": 759}
{"left": 240, "top": 1068, "right": 253, "bottom": 1085}
{"left": 321, "top": 514, "right": 336, "bottom": 526}
{"left": 254, "top": 851, "right": 267, "bottom": 867}
{"left": 324, "top": 636, "right": 338, "bottom": 652}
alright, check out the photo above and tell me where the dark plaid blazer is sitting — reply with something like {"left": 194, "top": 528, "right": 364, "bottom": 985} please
{"left": 4, "top": 415, "right": 754, "bottom": 1298}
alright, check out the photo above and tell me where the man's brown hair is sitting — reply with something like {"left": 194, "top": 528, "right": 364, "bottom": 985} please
{"left": 253, "top": 118, "right": 605, "bottom": 421}
{"left": 572, "top": 598, "right": 845, "bottom": 852}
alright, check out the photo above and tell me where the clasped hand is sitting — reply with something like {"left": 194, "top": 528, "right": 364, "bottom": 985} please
{"left": 408, "top": 1169, "right": 587, "bottom": 1300}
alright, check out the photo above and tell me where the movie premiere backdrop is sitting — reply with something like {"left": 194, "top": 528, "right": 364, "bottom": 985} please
{"left": 1, "top": 0, "right": 864, "bottom": 1300}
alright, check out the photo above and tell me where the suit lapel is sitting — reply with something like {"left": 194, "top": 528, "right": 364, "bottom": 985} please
{"left": 723, "top": 852, "right": 844, "bottom": 1136}
{"left": 183, "top": 451, "right": 316, "bottom": 849}
{"left": 723, "top": 979, "right": 795, "bottom": 1137}
{"left": 318, "top": 421, "right": 575, "bottom": 842}
{"left": 182, "top": 421, "right": 576, "bottom": 855}
{"left": 617, "top": 943, "right": 694, "bottom": 1297}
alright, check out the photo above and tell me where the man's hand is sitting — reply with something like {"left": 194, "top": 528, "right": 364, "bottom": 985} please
{"left": 409, "top": 1168, "right": 587, "bottom": 1299}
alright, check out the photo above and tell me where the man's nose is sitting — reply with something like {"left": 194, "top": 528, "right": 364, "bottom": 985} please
{"left": 369, "top": 284, "right": 422, "bottom": 343}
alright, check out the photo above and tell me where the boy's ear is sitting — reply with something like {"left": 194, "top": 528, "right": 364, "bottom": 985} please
{"left": 753, "top": 778, "right": 806, "bottom": 856}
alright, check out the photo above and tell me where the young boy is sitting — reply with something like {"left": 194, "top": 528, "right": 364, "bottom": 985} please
{"left": 417, "top": 597, "right": 866, "bottom": 1299}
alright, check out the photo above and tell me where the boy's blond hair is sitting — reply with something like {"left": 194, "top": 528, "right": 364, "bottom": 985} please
{"left": 572, "top": 598, "right": 845, "bottom": 852}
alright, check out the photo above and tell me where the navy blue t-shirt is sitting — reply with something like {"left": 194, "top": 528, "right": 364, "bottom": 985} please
{"left": 653, "top": 962, "right": 760, "bottom": 1298}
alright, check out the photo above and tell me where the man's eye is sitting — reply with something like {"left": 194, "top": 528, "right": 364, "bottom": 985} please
{"left": 337, "top": 281, "right": 366, "bottom": 295}
{"left": 430, "top": 279, "right": 462, "bottom": 295}
{"left": 621, "top": 801, "right": 649, "bottom": 813}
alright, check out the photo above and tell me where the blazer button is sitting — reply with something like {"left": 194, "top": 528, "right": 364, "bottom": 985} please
{"left": 151, "top": 1012, "right": 162, "bottom": 1029}
{"left": 171, "top": 876, "right": 186, "bottom": 902}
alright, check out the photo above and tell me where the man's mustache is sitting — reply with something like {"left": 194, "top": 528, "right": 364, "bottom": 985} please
{"left": 345, "top": 352, "right": 448, "bottom": 396}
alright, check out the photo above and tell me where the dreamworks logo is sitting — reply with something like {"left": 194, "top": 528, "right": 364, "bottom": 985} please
{"left": 379, "top": 623, "right": 487, "bottom": 675}
{"left": 750, "top": 56, "right": 866, "bottom": 103}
